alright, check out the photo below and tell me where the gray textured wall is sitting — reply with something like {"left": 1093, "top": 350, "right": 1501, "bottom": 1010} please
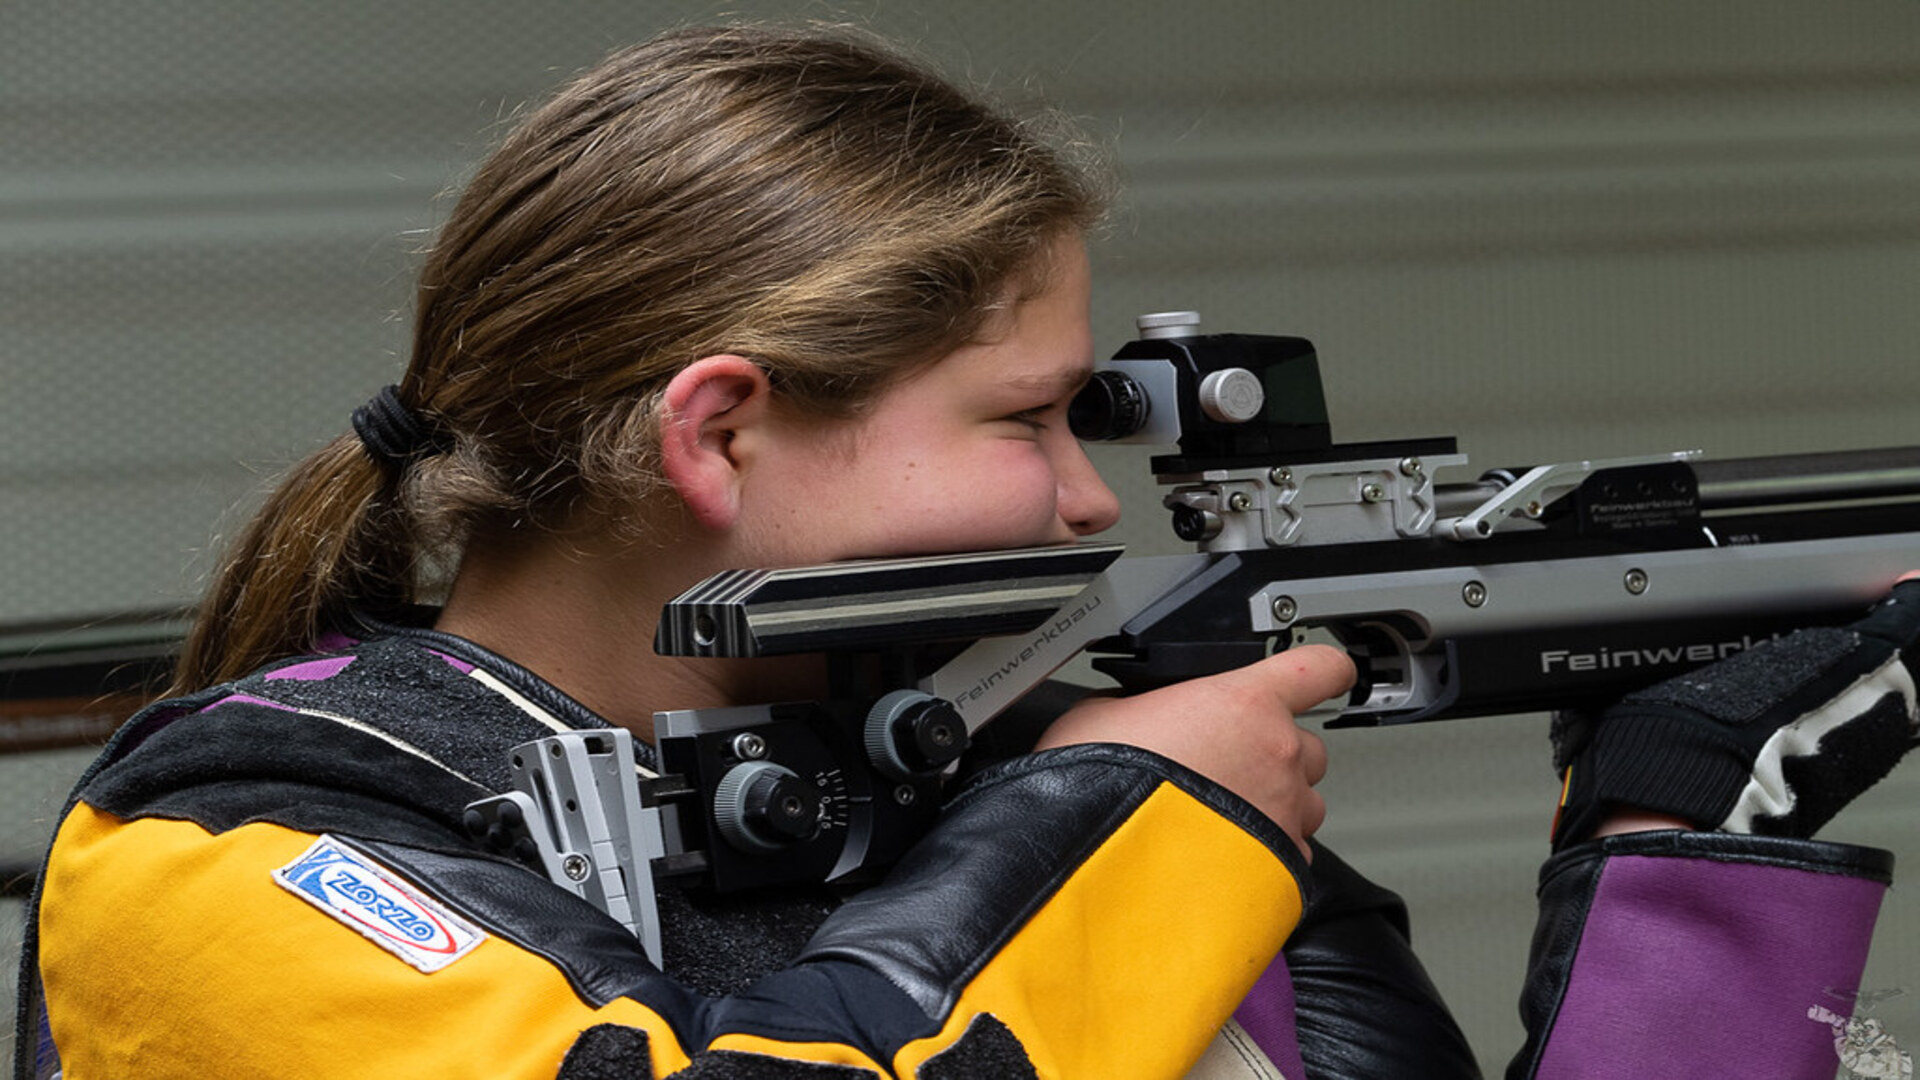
{"left": 7, "top": 2, "right": 1920, "bottom": 1071}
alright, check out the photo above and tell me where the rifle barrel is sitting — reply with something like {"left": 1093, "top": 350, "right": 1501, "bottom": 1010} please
{"left": 1695, "top": 446, "right": 1920, "bottom": 509}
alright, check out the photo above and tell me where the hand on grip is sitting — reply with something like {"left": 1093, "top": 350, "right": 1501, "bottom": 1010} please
{"left": 1037, "top": 645, "right": 1354, "bottom": 861}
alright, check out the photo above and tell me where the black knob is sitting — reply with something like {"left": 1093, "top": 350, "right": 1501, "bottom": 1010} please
{"left": 713, "top": 762, "right": 821, "bottom": 852}
{"left": 1171, "top": 505, "right": 1222, "bottom": 542}
{"left": 866, "top": 690, "right": 969, "bottom": 780}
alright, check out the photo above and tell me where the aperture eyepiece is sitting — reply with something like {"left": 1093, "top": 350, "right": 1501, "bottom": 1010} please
{"left": 1070, "top": 370, "right": 1152, "bottom": 441}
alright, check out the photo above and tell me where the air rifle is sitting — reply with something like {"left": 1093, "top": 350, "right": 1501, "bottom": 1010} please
{"left": 470, "top": 312, "right": 1920, "bottom": 962}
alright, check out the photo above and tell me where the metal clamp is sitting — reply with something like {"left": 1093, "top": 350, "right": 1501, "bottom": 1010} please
{"left": 1439, "top": 451, "right": 1700, "bottom": 540}
{"left": 464, "top": 729, "right": 666, "bottom": 967}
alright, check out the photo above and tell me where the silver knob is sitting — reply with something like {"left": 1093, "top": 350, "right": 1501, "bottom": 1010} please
{"left": 1136, "top": 311, "right": 1201, "bottom": 340}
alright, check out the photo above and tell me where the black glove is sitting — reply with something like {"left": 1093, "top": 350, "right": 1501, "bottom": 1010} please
{"left": 1553, "top": 579, "right": 1920, "bottom": 849}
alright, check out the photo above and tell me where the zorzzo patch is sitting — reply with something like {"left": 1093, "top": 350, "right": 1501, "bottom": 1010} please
{"left": 274, "top": 835, "right": 486, "bottom": 973}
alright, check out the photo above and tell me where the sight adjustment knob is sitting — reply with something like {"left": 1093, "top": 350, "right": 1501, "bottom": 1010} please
{"left": 712, "top": 761, "right": 820, "bottom": 853}
{"left": 1171, "top": 505, "right": 1223, "bottom": 542}
{"left": 865, "top": 690, "right": 968, "bottom": 780}
{"left": 1197, "top": 367, "right": 1265, "bottom": 424}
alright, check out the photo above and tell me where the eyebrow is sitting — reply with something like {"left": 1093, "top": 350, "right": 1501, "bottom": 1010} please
{"left": 1002, "top": 364, "right": 1093, "bottom": 398}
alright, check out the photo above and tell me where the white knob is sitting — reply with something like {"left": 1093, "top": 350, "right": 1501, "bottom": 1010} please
{"left": 1197, "top": 368, "right": 1264, "bottom": 423}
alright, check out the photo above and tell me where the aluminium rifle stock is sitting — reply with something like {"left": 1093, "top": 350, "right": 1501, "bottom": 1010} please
{"left": 492, "top": 314, "right": 1920, "bottom": 915}
{"left": 661, "top": 311, "right": 1920, "bottom": 730}
{"left": 656, "top": 460, "right": 1920, "bottom": 730}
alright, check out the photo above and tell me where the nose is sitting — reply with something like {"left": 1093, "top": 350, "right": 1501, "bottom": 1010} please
{"left": 1057, "top": 438, "right": 1122, "bottom": 537}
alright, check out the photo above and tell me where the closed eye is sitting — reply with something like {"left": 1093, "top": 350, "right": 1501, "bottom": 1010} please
{"left": 1005, "top": 407, "right": 1051, "bottom": 432}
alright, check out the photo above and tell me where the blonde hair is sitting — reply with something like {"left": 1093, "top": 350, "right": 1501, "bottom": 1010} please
{"left": 172, "top": 23, "right": 1109, "bottom": 693}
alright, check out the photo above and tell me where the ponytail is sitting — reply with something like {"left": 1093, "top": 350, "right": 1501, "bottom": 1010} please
{"left": 169, "top": 434, "right": 413, "bottom": 694}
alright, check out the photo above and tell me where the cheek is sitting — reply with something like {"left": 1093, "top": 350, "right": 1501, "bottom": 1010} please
{"left": 879, "top": 443, "right": 1064, "bottom": 551}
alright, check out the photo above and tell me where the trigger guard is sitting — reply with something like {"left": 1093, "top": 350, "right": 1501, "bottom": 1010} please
{"left": 1303, "top": 624, "right": 1460, "bottom": 728}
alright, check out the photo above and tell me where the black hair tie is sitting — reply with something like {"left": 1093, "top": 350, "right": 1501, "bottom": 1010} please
{"left": 351, "top": 385, "right": 449, "bottom": 467}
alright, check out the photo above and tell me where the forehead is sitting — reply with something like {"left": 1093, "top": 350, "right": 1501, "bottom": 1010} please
{"left": 917, "top": 239, "right": 1093, "bottom": 392}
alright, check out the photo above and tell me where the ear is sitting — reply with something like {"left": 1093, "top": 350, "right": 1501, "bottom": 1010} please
{"left": 657, "top": 355, "right": 773, "bottom": 531}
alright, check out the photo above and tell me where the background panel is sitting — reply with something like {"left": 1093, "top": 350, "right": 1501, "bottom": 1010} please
{"left": 6, "top": 2, "right": 1918, "bottom": 1070}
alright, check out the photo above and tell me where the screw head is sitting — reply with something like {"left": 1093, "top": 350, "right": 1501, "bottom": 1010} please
{"left": 1625, "top": 569, "right": 1650, "bottom": 595}
{"left": 731, "top": 732, "right": 768, "bottom": 760}
{"left": 1463, "top": 581, "right": 1489, "bottom": 608}
{"left": 1270, "top": 467, "right": 1294, "bottom": 485}
{"left": 561, "top": 854, "right": 592, "bottom": 882}
{"left": 1228, "top": 491, "right": 1254, "bottom": 512}
{"left": 1399, "top": 458, "right": 1424, "bottom": 477}
{"left": 1361, "top": 482, "right": 1386, "bottom": 503}
{"left": 894, "top": 785, "right": 917, "bottom": 806}
{"left": 1272, "top": 596, "right": 1299, "bottom": 624}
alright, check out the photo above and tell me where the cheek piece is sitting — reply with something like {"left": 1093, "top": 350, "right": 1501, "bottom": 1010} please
{"left": 1551, "top": 579, "right": 1920, "bottom": 848}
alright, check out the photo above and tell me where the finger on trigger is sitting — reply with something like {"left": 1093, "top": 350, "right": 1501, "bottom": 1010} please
{"left": 1262, "top": 643, "right": 1358, "bottom": 716}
